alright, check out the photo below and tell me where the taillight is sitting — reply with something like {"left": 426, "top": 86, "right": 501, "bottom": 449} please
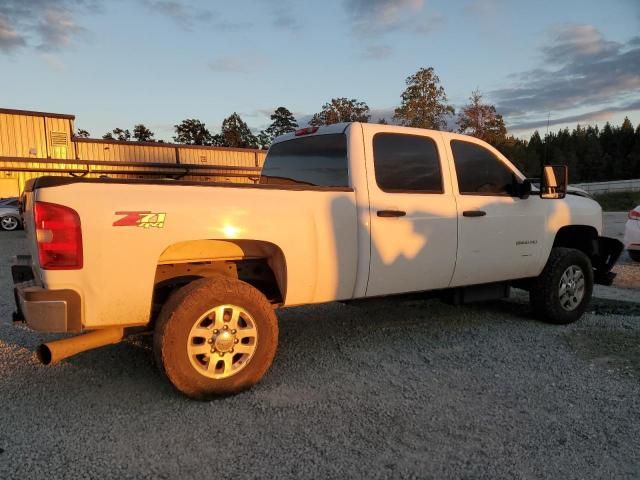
{"left": 629, "top": 209, "right": 640, "bottom": 220}
{"left": 295, "top": 126, "right": 319, "bottom": 136}
{"left": 34, "top": 201, "right": 83, "bottom": 270}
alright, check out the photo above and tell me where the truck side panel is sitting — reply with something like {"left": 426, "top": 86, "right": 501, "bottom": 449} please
{"left": 34, "top": 183, "right": 358, "bottom": 328}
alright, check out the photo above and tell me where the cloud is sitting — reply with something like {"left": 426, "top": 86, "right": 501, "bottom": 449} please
{"left": 0, "top": 0, "right": 96, "bottom": 53}
{"left": 142, "top": 1, "right": 252, "bottom": 31}
{"left": 542, "top": 24, "right": 618, "bottom": 64}
{"left": 361, "top": 45, "right": 394, "bottom": 60}
{"left": 208, "top": 56, "right": 248, "bottom": 73}
{"left": 491, "top": 25, "right": 640, "bottom": 122}
{"left": 0, "top": 15, "right": 26, "bottom": 52}
{"left": 36, "top": 10, "right": 84, "bottom": 51}
{"left": 269, "top": 4, "right": 298, "bottom": 31}
{"left": 344, "top": 0, "right": 430, "bottom": 36}
{"left": 208, "top": 55, "right": 267, "bottom": 73}
{"left": 508, "top": 99, "right": 640, "bottom": 131}
{"left": 141, "top": 0, "right": 214, "bottom": 30}
{"left": 40, "top": 53, "right": 66, "bottom": 71}
{"left": 463, "top": 0, "right": 504, "bottom": 17}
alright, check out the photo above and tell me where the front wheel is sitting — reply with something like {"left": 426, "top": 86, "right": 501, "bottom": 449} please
{"left": 530, "top": 247, "right": 593, "bottom": 324}
{"left": 154, "top": 276, "right": 278, "bottom": 399}
{"left": 1, "top": 216, "right": 20, "bottom": 231}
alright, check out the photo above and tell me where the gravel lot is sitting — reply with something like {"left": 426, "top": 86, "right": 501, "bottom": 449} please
{"left": 1, "top": 216, "right": 639, "bottom": 479}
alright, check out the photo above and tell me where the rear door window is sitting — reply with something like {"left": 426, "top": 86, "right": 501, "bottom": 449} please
{"left": 260, "top": 134, "right": 348, "bottom": 188}
{"left": 373, "top": 133, "right": 443, "bottom": 193}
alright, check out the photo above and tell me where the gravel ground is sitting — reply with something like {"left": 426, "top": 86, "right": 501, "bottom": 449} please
{"left": 1, "top": 226, "right": 639, "bottom": 479}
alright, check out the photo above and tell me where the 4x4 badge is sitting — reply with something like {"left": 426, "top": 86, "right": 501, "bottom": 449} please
{"left": 113, "top": 211, "right": 166, "bottom": 228}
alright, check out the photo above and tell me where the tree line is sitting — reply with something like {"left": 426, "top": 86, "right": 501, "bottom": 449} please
{"left": 77, "top": 66, "right": 640, "bottom": 182}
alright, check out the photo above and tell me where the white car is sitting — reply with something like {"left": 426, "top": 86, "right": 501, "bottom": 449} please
{"left": 624, "top": 206, "right": 640, "bottom": 262}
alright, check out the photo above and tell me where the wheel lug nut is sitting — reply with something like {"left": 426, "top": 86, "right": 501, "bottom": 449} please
{"left": 234, "top": 339, "right": 239, "bottom": 344}
{"left": 208, "top": 339, "right": 213, "bottom": 344}
{"left": 231, "top": 329, "right": 236, "bottom": 334}
{"left": 219, "top": 352, "right": 224, "bottom": 356}
{"left": 223, "top": 325, "right": 228, "bottom": 330}
{"left": 213, "top": 329, "right": 219, "bottom": 334}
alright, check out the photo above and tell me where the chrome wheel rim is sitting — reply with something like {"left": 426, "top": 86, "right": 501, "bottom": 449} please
{"left": 187, "top": 304, "right": 258, "bottom": 379}
{"left": 1, "top": 216, "right": 18, "bottom": 230}
{"left": 558, "top": 265, "right": 585, "bottom": 311}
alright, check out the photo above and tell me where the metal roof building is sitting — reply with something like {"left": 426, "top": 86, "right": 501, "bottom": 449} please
{"left": 0, "top": 108, "right": 266, "bottom": 198}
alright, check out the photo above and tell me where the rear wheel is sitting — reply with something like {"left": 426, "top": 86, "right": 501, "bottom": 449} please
{"left": 629, "top": 250, "right": 640, "bottom": 262}
{"left": 530, "top": 247, "right": 593, "bottom": 324}
{"left": 1, "top": 216, "right": 20, "bottom": 231}
{"left": 154, "top": 276, "right": 278, "bottom": 399}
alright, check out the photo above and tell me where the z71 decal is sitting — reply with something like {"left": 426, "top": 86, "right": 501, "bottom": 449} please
{"left": 113, "top": 211, "right": 167, "bottom": 228}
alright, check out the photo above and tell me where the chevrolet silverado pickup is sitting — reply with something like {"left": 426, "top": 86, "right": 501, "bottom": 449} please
{"left": 12, "top": 123, "right": 623, "bottom": 399}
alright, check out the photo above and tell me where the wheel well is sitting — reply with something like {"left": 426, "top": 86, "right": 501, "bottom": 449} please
{"left": 553, "top": 225, "right": 599, "bottom": 258}
{"left": 151, "top": 240, "right": 286, "bottom": 321}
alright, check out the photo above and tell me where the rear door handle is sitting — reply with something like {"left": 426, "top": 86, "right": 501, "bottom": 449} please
{"left": 462, "top": 210, "right": 486, "bottom": 217}
{"left": 377, "top": 210, "right": 406, "bottom": 217}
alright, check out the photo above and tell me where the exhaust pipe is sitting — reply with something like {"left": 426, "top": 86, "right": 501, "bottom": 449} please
{"left": 37, "top": 327, "right": 124, "bottom": 365}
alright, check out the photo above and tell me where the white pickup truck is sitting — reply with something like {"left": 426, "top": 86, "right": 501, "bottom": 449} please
{"left": 12, "top": 123, "right": 622, "bottom": 399}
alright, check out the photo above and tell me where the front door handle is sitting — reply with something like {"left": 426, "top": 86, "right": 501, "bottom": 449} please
{"left": 462, "top": 210, "right": 486, "bottom": 217}
{"left": 377, "top": 210, "right": 406, "bottom": 218}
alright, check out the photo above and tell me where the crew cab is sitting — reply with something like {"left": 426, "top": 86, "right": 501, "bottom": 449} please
{"left": 12, "top": 123, "right": 623, "bottom": 399}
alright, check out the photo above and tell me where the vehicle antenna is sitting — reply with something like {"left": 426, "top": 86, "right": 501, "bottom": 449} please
{"left": 543, "top": 112, "right": 550, "bottom": 166}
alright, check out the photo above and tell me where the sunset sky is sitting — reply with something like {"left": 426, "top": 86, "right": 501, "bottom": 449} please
{"left": 1, "top": 0, "right": 638, "bottom": 140}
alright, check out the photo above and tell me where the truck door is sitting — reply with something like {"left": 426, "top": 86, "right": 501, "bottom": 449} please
{"left": 447, "top": 138, "right": 545, "bottom": 287}
{"left": 363, "top": 126, "right": 458, "bottom": 297}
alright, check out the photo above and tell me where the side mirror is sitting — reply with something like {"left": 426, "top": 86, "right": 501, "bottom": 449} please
{"left": 540, "top": 164, "right": 568, "bottom": 199}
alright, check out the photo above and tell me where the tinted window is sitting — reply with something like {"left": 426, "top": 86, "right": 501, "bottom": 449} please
{"left": 373, "top": 133, "right": 443, "bottom": 193}
{"left": 260, "top": 134, "right": 348, "bottom": 187}
{"left": 451, "top": 140, "right": 515, "bottom": 195}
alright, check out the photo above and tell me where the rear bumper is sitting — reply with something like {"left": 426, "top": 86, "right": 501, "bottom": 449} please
{"left": 592, "top": 236, "right": 624, "bottom": 286}
{"left": 12, "top": 257, "right": 82, "bottom": 333}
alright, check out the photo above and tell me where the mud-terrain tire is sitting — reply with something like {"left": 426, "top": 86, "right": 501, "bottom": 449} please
{"left": 154, "top": 276, "right": 278, "bottom": 399}
{"left": 530, "top": 247, "right": 593, "bottom": 324}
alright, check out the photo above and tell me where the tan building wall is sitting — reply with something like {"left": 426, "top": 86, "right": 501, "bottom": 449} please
{"left": 0, "top": 108, "right": 266, "bottom": 197}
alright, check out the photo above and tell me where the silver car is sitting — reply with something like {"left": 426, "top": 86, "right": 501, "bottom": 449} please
{"left": 0, "top": 197, "right": 22, "bottom": 231}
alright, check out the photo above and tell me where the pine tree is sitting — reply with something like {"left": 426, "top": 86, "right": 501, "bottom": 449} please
{"left": 615, "top": 117, "right": 636, "bottom": 178}
{"left": 259, "top": 107, "right": 298, "bottom": 147}
{"left": 76, "top": 129, "right": 90, "bottom": 138}
{"left": 173, "top": 119, "right": 212, "bottom": 145}
{"left": 220, "top": 113, "right": 258, "bottom": 148}
{"left": 103, "top": 128, "right": 131, "bottom": 141}
{"left": 456, "top": 90, "right": 507, "bottom": 145}
{"left": 309, "top": 98, "right": 370, "bottom": 126}
{"left": 525, "top": 131, "right": 544, "bottom": 177}
{"left": 393, "top": 67, "right": 455, "bottom": 130}
{"left": 133, "top": 124, "right": 155, "bottom": 142}
{"left": 630, "top": 125, "right": 640, "bottom": 178}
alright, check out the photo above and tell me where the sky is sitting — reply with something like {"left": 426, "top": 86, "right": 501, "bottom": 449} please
{"left": 0, "top": 0, "right": 639, "bottom": 141}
